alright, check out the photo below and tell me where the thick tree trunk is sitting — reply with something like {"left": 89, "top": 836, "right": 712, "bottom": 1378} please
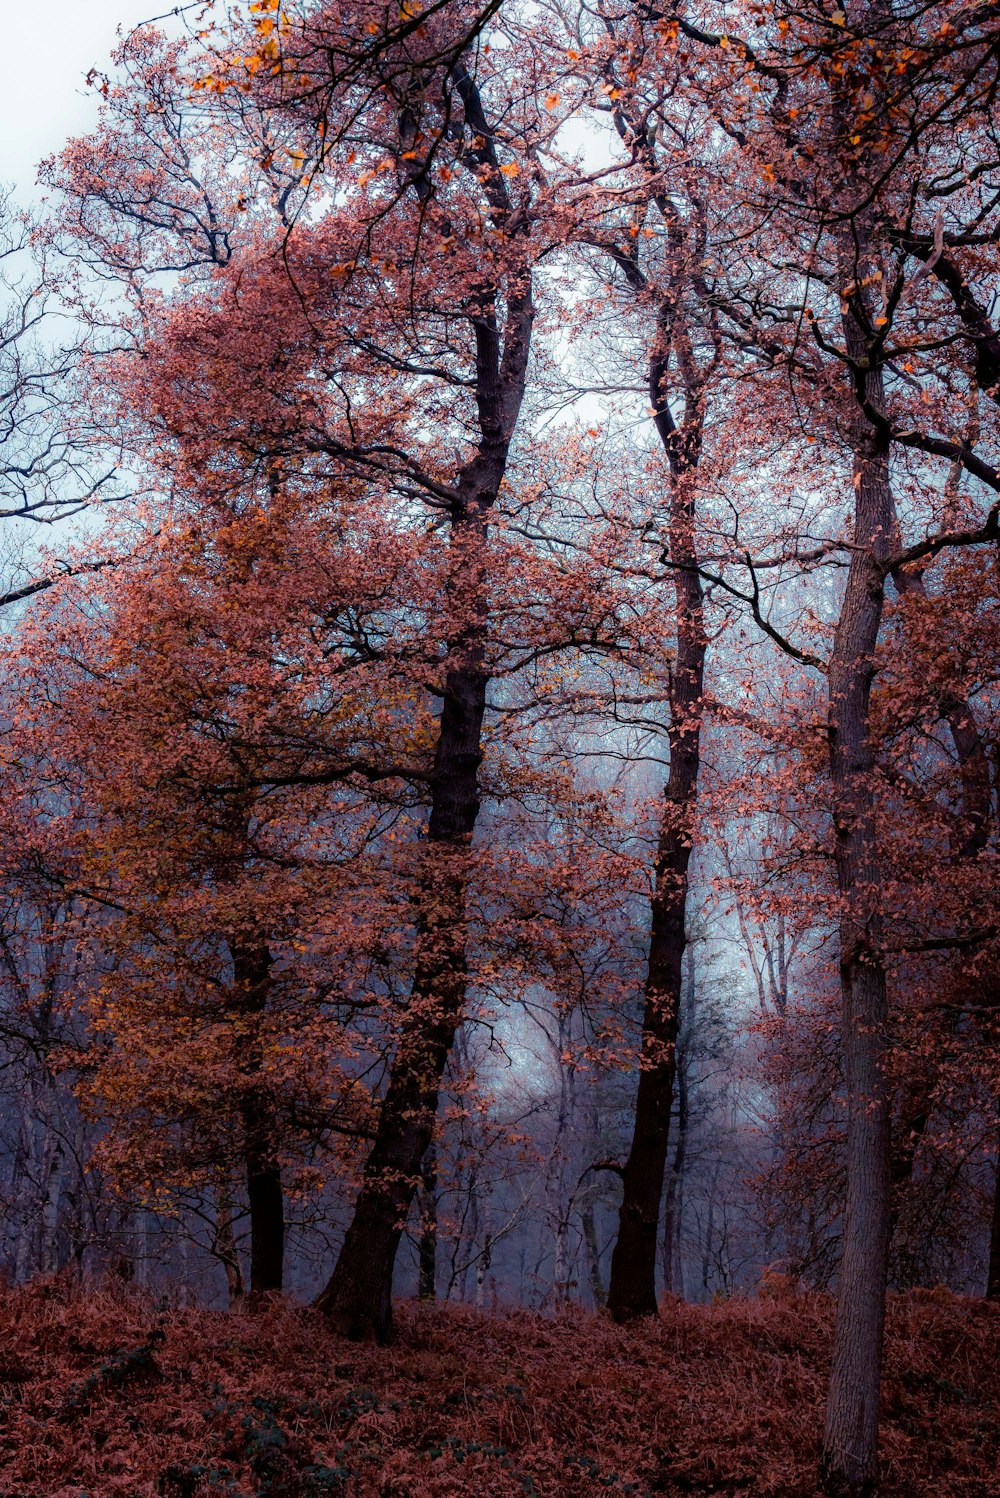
{"left": 820, "top": 271, "right": 894, "bottom": 1498}
{"left": 232, "top": 942, "right": 284, "bottom": 1298}
{"left": 606, "top": 861, "right": 688, "bottom": 1318}
{"left": 316, "top": 258, "right": 534, "bottom": 1342}
{"left": 607, "top": 323, "right": 706, "bottom": 1323}
{"left": 243, "top": 1102, "right": 284, "bottom": 1297}
{"left": 315, "top": 795, "right": 479, "bottom": 1337}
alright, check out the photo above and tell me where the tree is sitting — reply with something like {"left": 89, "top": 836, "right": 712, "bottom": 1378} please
{"left": 3, "top": 474, "right": 439, "bottom": 1297}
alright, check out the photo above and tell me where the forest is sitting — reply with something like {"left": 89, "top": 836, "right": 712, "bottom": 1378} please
{"left": 0, "top": 0, "right": 999, "bottom": 1494}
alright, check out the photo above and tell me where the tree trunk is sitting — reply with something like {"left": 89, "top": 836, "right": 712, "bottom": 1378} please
{"left": 232, "top": 942, "right": 283, "bottom": 1298}
{"left": 315, "top": 255, "right": 534, "bottom": 1342}
{"left": 475, "top": 1238, "right": 491, "bottom": 1309}
{"left": 701, "top": 1162, "right": 722, "bottom": 1300}
{"left": 662, "top": 1034, "right": 689, "bottom": 1296}
{"left": 460, "top": 1172, "right": 482, "bottom": 1305}
{"left": 418, "top": 1143, "right": 437, "bottom": 1301}
{"left": 820, "top": 251, "right": 894, "bottom": 1498}
{"left": 13, "top": 1092, "right": 38, "bottom": 1285}
{"left": 134, "top": 1208, "right": 149, "bottom": 1291}
{"left": 213, "top": 1181, "right": 245, "bottom": 1306}
{"left": 581, "top": 1201, "right": 605, "bottom": 1307}
{"left": 39, "top": 1091, "right": 65, "bottom": 1276}
{"left": 243, "top": 1107, "right": 283, "bottom": 1298}
{"left": 987, "top": 1117, "right": 1000, "bottom": 1300}
{"left": 607, "top": 313, "right": 706, "bottom": 1323}
{"left": 177, "top": 1218, "right": 191, "bottom": 1309}
{"left": 315, "top": 841, "right": 475, "bottom": 1337}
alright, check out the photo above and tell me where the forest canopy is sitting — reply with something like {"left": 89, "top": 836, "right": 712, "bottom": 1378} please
{"left": 1, "top": 1, "right": 999, "bottom": 1495}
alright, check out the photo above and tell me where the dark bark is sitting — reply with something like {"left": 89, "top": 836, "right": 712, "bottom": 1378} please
{"left": 315, "top": 183, "right": 534, "bottom": 1341}
{"left": 607, "top": 308, "right": 707, "bottom": 1323}
{"left": 661, "top": 1028, "right": 689, "bottom": 1296}
{"left": 243, "top": 1100, "right": 284, "bottom": 1297}
{"left": 418, "top": 1143, "right": 437, "bottom": 1301}
{"left": 820, "top": 236, "right": 894, "bottom": 1498}
{"left": 988, "top": 1112, "right": 1000, "bottom": 1300}
{"left": 232, "top": 942, "right": 284, "bottom": 1298}
{"left": 820, "top": 184, "right": 995, "bottom": 1486}
{"left": 893, "top": 233, "right": 1000, "bottom": 403}
{"left": 988, "top": 1166, "right": 1000, "bottom": 1300}
{"left": 313, "top": 557, "right": 488, "bottom": 1338}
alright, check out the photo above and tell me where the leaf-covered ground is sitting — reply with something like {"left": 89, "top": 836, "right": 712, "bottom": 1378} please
{"left": 0, "top": 1282, "right": 997, "bottom": 1496}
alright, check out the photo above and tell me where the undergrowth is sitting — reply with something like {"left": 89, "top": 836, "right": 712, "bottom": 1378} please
{"left": 0, "top": 1282, "right": 996, "bottom": 1496}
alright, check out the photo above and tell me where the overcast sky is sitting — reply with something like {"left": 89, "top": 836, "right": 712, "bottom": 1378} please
{"left": 2, "top": 2, "right": 171, "bottom": 197}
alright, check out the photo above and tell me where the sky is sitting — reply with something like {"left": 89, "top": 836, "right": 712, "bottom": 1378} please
{"left": 1, "top": 1, "right": 173, "bottom": 198}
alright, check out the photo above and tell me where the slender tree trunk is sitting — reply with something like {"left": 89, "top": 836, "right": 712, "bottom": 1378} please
{"left": 662, "top": 1036, "right": 689, "bottom": 1295}
{"left": 547, "top": 1017, "right": 573, "bottom": 1305}
{"left": 475, "top": 1238, "right": 491, "bottom": 1309}
{"left": 553, "top": 1212, "right": 570, "bottom": 1303}
{"left": 987, "top": 1116, "right": 1000, "bottom": 1300}
{"left": 177, "top": 1219, "right": 191, "bottom": 1309}
{"left": 13, "top": 1094, "right": 38, "bottom": 1285}
{"left": 316, "top": 259, "right": 534, "bottom": 1342}
{"left": 39, "top": 1090, "right": 65, "bottom": 1276}
{"left": 131, "top": 1208, "right": 149, "bottom": 1291}
{"left": 701, "top": 1162, "right": 722, "bottom": 1299}
{"left": 213, "top": 1180, "right": 245, "bottom": 1306}
{"left": 461, "top": 1175, "right": 482, "bottom": 1305}
{"left": 820, "top": 238, "right": 894, "bottom": 1497}
{"left": 607, "top": 314, "right": 706, "bottom": 1322}
{"left": 581, "top": 1201, "right": 605, "bottom": 1307}
{"left": 113, "top": 1205, "right": 135, "bottom": 1284}
{"left": 418, "top": 1143, "right": 437, "bottom": 1301}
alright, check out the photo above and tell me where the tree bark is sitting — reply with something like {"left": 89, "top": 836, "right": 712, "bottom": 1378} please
{"left": 607, "top": 307, "right": 707, "bottom": 1322}
{"left": 13, "top": 1089, "right": 38, "bottom": 1285}
{"left": 232, "top": 941, "right": 284, "bottom": 1298}
{"left": 213, "top": 1183, "right": 245, "bottom": 1306}
{"left": 417, "top": 1143, "right": 437, "bottom": 1301}
{"left": 820, "top": 233, "right": 894, "bottom": 1498}
{"left": 581, "top": 1201, "right": 605, "bottom": 1307}
{"left": 662, "top": 1030, "right": 689, "bottom": 1296}
{"left": 39, "top": 1087, "right": 65, "bottom": 1276}
{"left": 243, "top": 1100, "right": 284, "bottom": 1297}
{"left": 987, "top": 1116, "right": 1000, "bottom": 1300}
{"left": 315, "top": 242, "right": 534, "bottom": 1342}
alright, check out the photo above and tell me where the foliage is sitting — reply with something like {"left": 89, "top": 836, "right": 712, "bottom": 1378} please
{"left": 1, "top": 1287, "right": 998, "bottom": 1497}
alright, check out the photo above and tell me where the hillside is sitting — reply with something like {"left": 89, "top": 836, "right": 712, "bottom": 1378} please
{"left": 0, "top": 1284, "right": 997, "bottom": 1497}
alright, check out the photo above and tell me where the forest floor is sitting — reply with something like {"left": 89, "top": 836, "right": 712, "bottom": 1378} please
{"left": 0, "top": 1282, "right": 997, "bottom": 1497}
